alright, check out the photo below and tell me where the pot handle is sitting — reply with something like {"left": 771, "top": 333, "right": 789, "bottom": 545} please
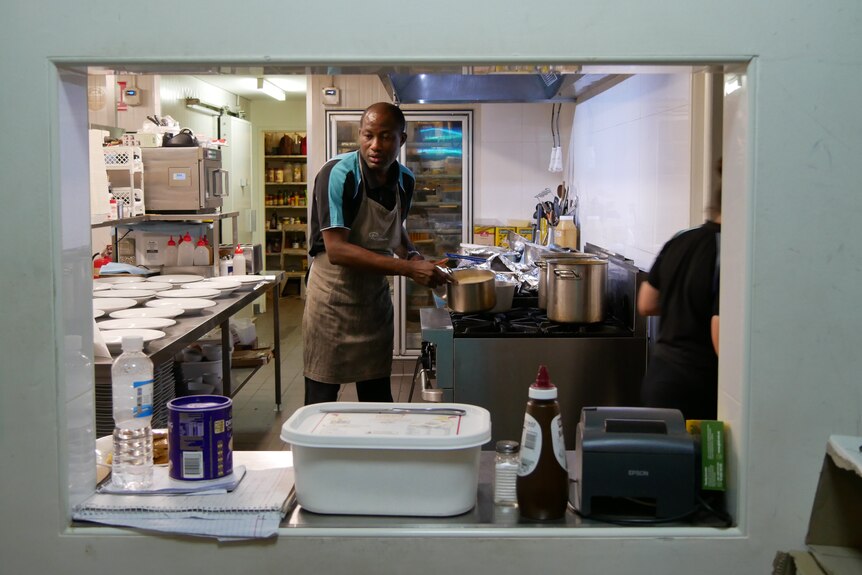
{"left": 554, "top": 269, "right": 582, "bottom": 280}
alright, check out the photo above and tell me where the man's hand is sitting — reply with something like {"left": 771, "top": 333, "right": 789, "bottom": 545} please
{"left": 406, "top": 259, "right": 449, "bottom": 288}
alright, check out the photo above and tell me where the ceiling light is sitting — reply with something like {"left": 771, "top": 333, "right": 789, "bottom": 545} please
{"left": 257, "top": 78, "right": 286, "bottom": 101}
{"left": 184, "top": 98, "right": 222, "bottom": 116}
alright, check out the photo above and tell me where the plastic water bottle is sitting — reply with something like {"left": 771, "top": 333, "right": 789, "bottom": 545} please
{"left": 111, "top": 335, "right": 154, "bottom": 490}
{"left": 232, "top": 245, "right": 246, "bottom": 276}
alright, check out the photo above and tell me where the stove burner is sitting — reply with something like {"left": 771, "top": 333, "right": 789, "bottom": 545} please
{"left": 451, "top": 307, "right": 631, "bottom": 338}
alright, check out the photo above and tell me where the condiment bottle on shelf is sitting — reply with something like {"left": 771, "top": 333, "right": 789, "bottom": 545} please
{"left": 193, "top": 235, "right": 209, "bottom": 266}
{"left": 177, "top": 232, "right": 195, "bottom": 266}
{"left": 163, "top": 235, "right": 178, "bottom": 267}
{"left": 111, "top": 335, "right": 154, "bottom": 490}
{"left": 516, "top": 365, "right": 569, "bottom": 520}
{"left": 232, "top": 244, "right": 246, "bottom": 276}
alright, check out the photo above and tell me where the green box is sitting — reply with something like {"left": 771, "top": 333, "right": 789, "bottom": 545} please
{"left": 699, "top": 420, "right": 726, "bottom": 491}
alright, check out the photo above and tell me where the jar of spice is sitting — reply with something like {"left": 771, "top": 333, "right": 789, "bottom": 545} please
{"left": 494, "top": 440, "right": 520, "bottom": 506}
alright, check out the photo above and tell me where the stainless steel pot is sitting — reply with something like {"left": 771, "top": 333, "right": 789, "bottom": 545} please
{"left": 537, "top": 252, "right": 599, "bottom": 309}
{"left": 444, "top": 269, "right": 496, "bottom": 313}
{"left": 546, "top": 259, "right": 608, "bottom": 323}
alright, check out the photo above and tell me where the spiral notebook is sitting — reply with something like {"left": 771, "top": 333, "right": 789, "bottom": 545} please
{"left": 74, "top": 467, "right": 295, "bottom": 539}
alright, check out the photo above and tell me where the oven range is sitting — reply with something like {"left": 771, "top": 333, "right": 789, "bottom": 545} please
{"left": 420, "top": 245, "right": 650, "bottom": 446}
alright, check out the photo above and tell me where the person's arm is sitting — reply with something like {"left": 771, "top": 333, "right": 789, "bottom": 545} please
{"left": 711, "top": 315, "right": 720, "bottom": 355}
{"left": 323, "top": 228, "right": 446, "bottom": 287}
{"left": 394, "top": 223, "right": 423, "bottom": 261}
{"left": 637, "top": 280, "right": 661, "bottom": 316}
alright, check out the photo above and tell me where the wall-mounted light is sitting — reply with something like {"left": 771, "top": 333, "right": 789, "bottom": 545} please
{"left": 184, "top": 98, "right": 222, "bottom": 116}
{"left": 257, "top": 78, "right": 286, "bottom": 101}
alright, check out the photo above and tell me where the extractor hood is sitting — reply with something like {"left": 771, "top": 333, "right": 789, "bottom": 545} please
{"left": 379, "top": 68, "right": 631, "bottom": 104}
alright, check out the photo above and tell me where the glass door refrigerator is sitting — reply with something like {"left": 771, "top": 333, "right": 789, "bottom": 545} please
{"left": 326, "top": 110, "right": 473, "bottom": 357}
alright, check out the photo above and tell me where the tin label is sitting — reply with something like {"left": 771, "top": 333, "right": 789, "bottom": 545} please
{"left": 550, "top": 415, "right": 568, "bottom": 470}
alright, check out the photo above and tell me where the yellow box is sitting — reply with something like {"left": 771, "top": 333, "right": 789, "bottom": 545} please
{"left": 473, "top": 226, "right": 496, "bottom": 246}
{"left": 517, "top": 227, "right": 534, "bottom": 242}
{"left": 495, "top": 227, "right": 518, "bottom": 248}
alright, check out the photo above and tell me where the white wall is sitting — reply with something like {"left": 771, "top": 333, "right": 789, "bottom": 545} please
{"left": 2, "top": 2, "right": 862, "bottom": 574}
{"left": 573, "top": 73, "right": 694, "bottom": 269}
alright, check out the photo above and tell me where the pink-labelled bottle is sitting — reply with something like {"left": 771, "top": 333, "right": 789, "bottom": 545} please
{"left": 516, "top": 365, "right": 569, "bottom": 520}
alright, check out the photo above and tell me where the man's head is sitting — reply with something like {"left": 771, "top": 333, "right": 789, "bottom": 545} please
{"left": 359, "top": 102, "right": 407, "bottom": 176}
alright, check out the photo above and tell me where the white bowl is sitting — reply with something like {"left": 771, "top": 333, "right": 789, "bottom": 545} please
{"left": 92, "top": 297, "right": 137, "bottom": 313}
{"left": 184, "top": 280, "right": 240, "bottom": 297}
{"left": 157, "top": 287, "right": 220, "bottom": 300}
{"left": 146, "top": 297, "right": 217, "bottom": 315}
{"left": 109, "top": 306, "right": 184, "bottom": 320}
{"left": 96, "top": 289, "right": 156, "bottom": 304}
{"left": 98, "top": 317, "right": 177, "bottom": 330}
{"left": 228, "top": 275, "right": 267, "bottom": 290}
{"left": 93, "top": 283, "right": 112, "bottom": 292}
{"left": 151, "top": 274, "right": 204, "bottom": 285}
{"left": 117, "top": 281, "right": 173, "bottom": 292}
{"left": 101, "top": 328, "right": 166, "bottom": 351}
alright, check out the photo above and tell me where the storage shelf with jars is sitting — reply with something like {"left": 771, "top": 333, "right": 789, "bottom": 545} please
{"left": 263, "top": 130, "right": 309, "bottom": 283}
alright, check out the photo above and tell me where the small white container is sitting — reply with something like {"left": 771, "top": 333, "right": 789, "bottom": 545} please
{"left": 281, "top": 402, "right": 491, "bottom": 517}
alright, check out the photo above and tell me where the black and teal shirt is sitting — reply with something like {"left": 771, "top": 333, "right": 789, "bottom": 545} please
{"left": 308, "top": 151, "right": 415, "bottom": 257}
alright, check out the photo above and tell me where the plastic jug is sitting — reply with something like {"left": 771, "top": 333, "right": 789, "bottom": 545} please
{"left": 177, "top": 232, "right": 195, "bottom": 266}
{"left": 193, "top": 236, "right": 210, "bottom": 266}
{"left": 163, "top": 236, "right": 178, "bottom": 267}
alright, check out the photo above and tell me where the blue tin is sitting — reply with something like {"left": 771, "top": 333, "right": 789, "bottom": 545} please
{"left": 167, "top": 395, "right": 233, "bottom": 481}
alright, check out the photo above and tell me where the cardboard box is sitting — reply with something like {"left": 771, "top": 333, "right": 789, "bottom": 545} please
{"left": 473, "top": 225, "right": 496, "bottom": 246}
{"left": 231, "top": 347, "right": 273, "bottom": 368}
{"left": 686, "top": 420, "right": 726, "bottom": 491}
{"left": 774, "top": 435, "right": 862, "bottom": 575}
{"left": 494, "top": 227, "right": 518, "bottom": 248}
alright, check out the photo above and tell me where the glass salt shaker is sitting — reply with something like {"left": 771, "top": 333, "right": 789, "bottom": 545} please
{"left": 494, "top": 440, "right": 520, "bottom": 506}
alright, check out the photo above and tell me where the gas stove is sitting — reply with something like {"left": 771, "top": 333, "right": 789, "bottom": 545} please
{"left": 420, "top": 244, "right": 650, "bottom": 446}
{"left": 451, "top": 306, "right": 631, "bottom": 338}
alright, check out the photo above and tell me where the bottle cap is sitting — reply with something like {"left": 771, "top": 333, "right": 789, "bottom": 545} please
{"left": 120, "top": 335, "right": 144, "bottom": 352}
{"left": 167, "top": 235, "right": 176, "bottom": 246}
{"left": 528, "top": 364, "right": 557, "bottom": 400}
{"left": 182, "top": 232, "right": 193, "bottom": 243}
{"left": 495, "top": 440, "right": 520, "bottom": 454}
{"left": 234, "top": 244, "right": 244, "bottom": 254}
{"left": 196, "top": 236, "right": 207, "bottom": 247}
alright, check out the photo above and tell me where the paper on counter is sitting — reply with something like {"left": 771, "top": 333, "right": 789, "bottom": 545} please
{"left": 98, "top": 465, "right": 246, "bottom": 495}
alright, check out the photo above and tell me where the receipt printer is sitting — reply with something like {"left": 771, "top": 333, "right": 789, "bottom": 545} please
{"left": 573, "top": 407, "right": 697, "bottom": 518}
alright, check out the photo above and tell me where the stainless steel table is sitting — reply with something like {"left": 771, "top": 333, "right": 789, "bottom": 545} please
{"left": 94, "top": 272, "right": 285, "bottom": 435}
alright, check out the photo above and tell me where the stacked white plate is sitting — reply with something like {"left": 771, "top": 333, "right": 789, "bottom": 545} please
{"left": 149, "top": 274, "right": 204, "bottom": 286}
{"left": 98, "top": 317, "right": 177, "bottom": 330}
{"left": 97, "top": 289, "right": 156, "bottom": 305}
{"left": 100, "top": 328, "right": 166, "bottom": 352}
{"left": 93, "top": 309, "right": 106, "bottom": 318}
{"left": 118, "top": 281, "right": 173, "bottom": 292}
{"left": 94, "top": 276, "right": 144, "bottom": 285}
{"left": 184, "top": 280, "right": 240, "bottom": 297}
{"left": 92, "top": 297, "right": 137, "bottom": 313}
{"left": 146, "top": 297, "right": 217, "bottom": 315}
{"left": 227, "top": 275, "right": 267, "bottom": 290}
{"left": 93, "top": 283, "right": 112, "bottom": 292}
{"left": 157, "top": 287, "right": 220, "bottom": 300}
{"left": 109, "top": 306, "right": 184, "bottom": 319}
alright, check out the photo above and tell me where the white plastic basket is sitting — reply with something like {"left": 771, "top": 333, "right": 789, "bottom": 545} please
{"left": 103, "top": 146, "right": 139, "bottom": 169}
{"left": 111, "top": 187, "right": 145, "bottom": 215}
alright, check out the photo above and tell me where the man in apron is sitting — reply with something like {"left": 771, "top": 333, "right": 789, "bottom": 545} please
{"left": 303, "top": 102, "right": 449, "bottom": 404}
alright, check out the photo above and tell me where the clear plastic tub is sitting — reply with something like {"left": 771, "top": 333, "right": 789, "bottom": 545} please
{"left": 281, "top": 402, "right": 491, "bottom": 516}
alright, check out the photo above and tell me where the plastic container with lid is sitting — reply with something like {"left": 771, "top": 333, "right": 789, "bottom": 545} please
{"left": 163, "top": 236, "right": 178, "bottom": 267}
{"left": 516, "top": 365, "right": 569, "bottom": 520}
{"left": 193, "top": 236, "right": 209, "bottom": 266}
{"left": 177, "top": 232, "right": 195, "bottom": 267}
{"left": 281, "top": 402, "right": 491, "bottom": 516}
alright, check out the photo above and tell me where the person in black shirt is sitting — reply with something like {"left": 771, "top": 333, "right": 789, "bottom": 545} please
{"left": 638, "top": 163, "right": 722, "bottom": 420}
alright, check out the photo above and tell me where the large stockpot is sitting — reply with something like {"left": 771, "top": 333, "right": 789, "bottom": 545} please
{"left": 546, "top": 258, "right": 608, "bottom": 323}
{"left": 444, "top": 269, "right": 496, "bottom": 313}
{"left": 537, "top": 252, "right": 600, "bottom": 309}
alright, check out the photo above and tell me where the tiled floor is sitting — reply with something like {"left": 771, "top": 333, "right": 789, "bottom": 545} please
{"left": 230, "top": 293, "right": 420, "bottom": 451}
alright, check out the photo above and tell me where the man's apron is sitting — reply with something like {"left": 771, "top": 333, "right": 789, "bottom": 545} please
{"left": 302, "top": 184, "right": 402, "bottom": 384}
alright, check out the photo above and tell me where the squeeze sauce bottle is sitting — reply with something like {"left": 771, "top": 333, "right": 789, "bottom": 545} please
{"left": 193, "top": 236, "right": 209, "bottom": 266}
{"left": 163, "top": 236, "right": 178, "bottom": 267}
{"left": 516, "top": 365, "right": 569, "bottom": 520}
{"left": 177, "top": 232, "right": 195, "bottom": 266}
{"left": 232, "top": 244, "right": 246, "bottom": 276}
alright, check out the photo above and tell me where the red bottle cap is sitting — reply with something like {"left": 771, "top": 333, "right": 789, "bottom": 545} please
{"left": 528, "top": 365, "right": 557, "bottom": 400}
{"left": 182, "top": 232, "right": 193, "bottom": 243}
{"left": 167, "top": 235, "right": 176, "bottom": 246}
{"left": 234, "top": 244, "right": 244, "bottom": 254}
{"left": 196, "top": 236, "right": 207, "bottom": 247}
